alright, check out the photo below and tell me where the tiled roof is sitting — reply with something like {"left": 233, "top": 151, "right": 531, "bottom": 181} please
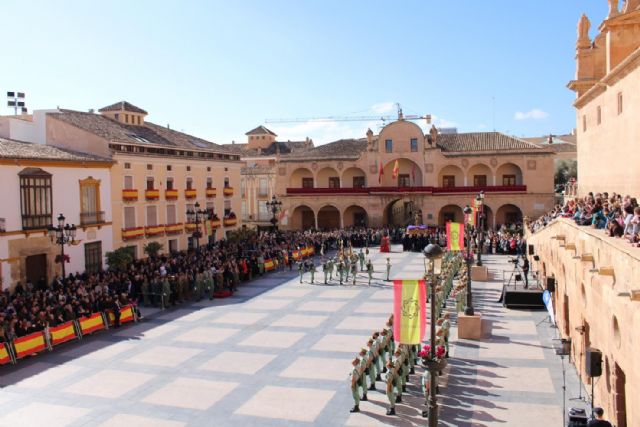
{"left": 436, "top": 132, "right": 547, "bottom": 153}
{"left": 50, "top": 110, "right": 232, "bottom": 154}
{"left": 280, "top": 138, "right": 368, "bottom": 161}
{"left": 523, "top": 134, "right": 577, "bottom": 154}
{"left": 0, "top": 137, "right": 112, "bottom": 162}
{"left": 245, "top": 125, "right": 277, "bottom": 136}
{"left": 98, "top": 101, "right": 148, "bottom": 114}
{"left": 222, "top": 140, "right": 313, "bottom": 157}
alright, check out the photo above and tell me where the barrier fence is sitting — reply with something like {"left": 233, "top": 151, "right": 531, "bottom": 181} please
{"left": 0, "top": 304, "right": 138, "bottom": 366}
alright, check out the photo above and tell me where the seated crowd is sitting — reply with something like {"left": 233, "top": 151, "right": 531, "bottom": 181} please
{"left": 0, "top": 227, "right": 400, "bottom": 343}
{"left": 529, "top": 191, "right": 640, "bottom": 246}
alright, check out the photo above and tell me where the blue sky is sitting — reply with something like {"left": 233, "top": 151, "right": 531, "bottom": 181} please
{"left": 2, "top": 1, "right": 608, "bottom": 145}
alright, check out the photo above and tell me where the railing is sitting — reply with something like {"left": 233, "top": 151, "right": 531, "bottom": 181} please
{"left": 223, "top": 216, "right": 237, "bottom": 226}
{"left": 165, "top": 223, "right": 183, "bottom": 234}
{"left": 122, "top": 189, "right": 138, "bottom": 201}
{"left": 145, "top": 189, "right": 160, "bottom": 200}
{"left": 21, "top": 215, "right": 52, "bottom": 230}
{"left": 80, "top": 211, "right": 105, "bottom": 226}
{"left": 206, "top": 187, "right": 217, "bottom": 198}
{"left": 122, "top": 226, "right": 144, "bottom": 240}
{"left": 185, "top": 189, "right": 197, "bottom": 199}
{"left": 145, "top": 225, "right": 165, "bottom": 237}
{"left": 223, "top": 187, "right": 234, "bottom": 196}
{"left": 165, "top": 189, "right": 179, "bottom": 200}
{"left": 285, "top": 185, "right": 527, "bottom": 195}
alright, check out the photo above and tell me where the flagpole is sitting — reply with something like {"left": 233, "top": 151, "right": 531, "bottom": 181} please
{"left": 423, "top": 243, "right": 443, "bottom": 427}
{"left": 463, "top": 205, "right": 475, "bottom": 316}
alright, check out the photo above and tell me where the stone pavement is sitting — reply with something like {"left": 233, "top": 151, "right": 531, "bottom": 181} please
{"left": 0, "top": 250, "right": 588, "bottom": 426}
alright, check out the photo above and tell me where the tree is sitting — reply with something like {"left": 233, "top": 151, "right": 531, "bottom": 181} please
{"left": 554, "top": 160, "right": 577, "bottom": 186}
{"left": 106, "top": 247, "right": 134, "bottom": 271}
{"left": 143, "top": 241, "right": 164, "bottom": 259}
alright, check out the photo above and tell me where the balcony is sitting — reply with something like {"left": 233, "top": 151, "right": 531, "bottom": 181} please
{"left": 210, "top": 218, "right": 221, "bottom": 228}
{"left": 122, "top": 227, "right": 144, "bottom": 240}
{"left": 206, "top": 187, "right": 217, "bottom": 198}
{"left": 165, "top": 189, "right": 179, "bottom": 200}
{"left": 165, "top": 223, "right": 184, "bottom": 234}
{"left": 223, "top": 213, "right": 237, "bottom": 227}
{"left": 122, "top": 189, "right": 139, "bottom": 201}
{"left": 145, "top": 225, "right": 165, "bottom": 237}
{"left": 185, "top": 223, "right": 197, "bottom": 232}
{"left": 223, "top": 187, "right": 234, "bottom": 196}
{"left": 185, "top": 189, "right": 197, "bottom": 199}
{"left": 145, "top": 189, "right": 160, "bottom": 201}
{"left": 80, "top": 211, "right": 105, "bottom": 226}
{"left": 285, "top": 185, "right": 527, "bottom": 196}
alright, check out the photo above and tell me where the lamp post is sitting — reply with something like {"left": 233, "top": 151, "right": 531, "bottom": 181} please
{"left": 186, "top": 201, "right": 209, "bottom": 249}
{"left": 47, "top": 213, "right": 77, "bottom": 278}
{"left": 423, "top": 243, "right": 443, "bottom": 427}
{"left": 463, "top": 205, "right": 475, "bottom": 316}
{"left": 475, "top": 191, "right": 485, "bottom": 267}
{"left": 266, "top": 195, "right": 282, "bottom": 233}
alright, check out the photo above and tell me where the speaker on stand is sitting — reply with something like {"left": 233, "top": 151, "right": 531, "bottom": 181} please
{"left": 585, "top": 347, "right": 602, "bottom": 414}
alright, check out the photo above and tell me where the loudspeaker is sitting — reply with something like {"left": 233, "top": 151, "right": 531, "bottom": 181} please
{"left": 546, "top": 277, "right": 556, "bottom": 292}
{"left": 585, "top": 348, "right": 602, "bottom": 377}
{"left": 528, "top": 244, "right": 534, "bottom": 255}
{"left": 515, "top": 274, "right": 522, "bottom": 281}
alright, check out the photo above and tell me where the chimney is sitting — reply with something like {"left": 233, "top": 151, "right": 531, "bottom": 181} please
{"left": 548, "top": 134, "right": 554, "bottom": 144}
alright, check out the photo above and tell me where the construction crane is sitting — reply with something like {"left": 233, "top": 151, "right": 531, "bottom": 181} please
{"left": 265, "top": 103, "right": 432, "bottom": 126}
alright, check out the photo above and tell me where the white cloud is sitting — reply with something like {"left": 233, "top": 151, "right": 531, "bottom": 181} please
{"left": 430, "top": 115, "right": 457, "bottom": 129}
{"left": 270, "top": 120, "right": 373, "bottom": 146}
{"left": 370, "top": 102, "right": 397, "bottom": 115}
{"left": 514, "top": 109, "right": 549, "bottom": 120}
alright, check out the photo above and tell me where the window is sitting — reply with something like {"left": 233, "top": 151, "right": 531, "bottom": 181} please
{"left": 224, "top": 200, "right": 231, "bottom": 216}
{"left": 186, "top": 177, "right": 193, "bottom": 190}
{"left": 240, "top": 178, "right": 246, "bottom": 197}
{"left": 328, "top": 177, "right": 340, "bottom": 188}
{"left": 166, "top": 165, "right": 172, "bottom": 171}
{"left": 503, "top": 174, "right": 516, "bottom": 186}
{"left": 617, "top": 92, "right": 623, "bottom": 115}
{"left": 114, "top": 113, "right": 119, "bottom": 121}
{"left": 79, "top": 177, "right": 101, "bottom": 225}
{"left": 207, "top": 166, "right": 211, "bottom": 172}
{"left": 206, "top": 177, "right": 213, "bottom": 189}
{"left": 166, "top": 177, "right": 174, "bottom": 190}
{"left": 410, "top": 138, "right": 418, "bottom": 152}
{"left": 18, "top": 168, "right": 53, "bottom": 230}
{"left": 302, "top": 177, "right": 314, "bottom": 188}
{"left": 124, "top": 175, "right": 134, "bottom": 190}
{"left": 597, "top": 106, "right": 601, "bottom": 125}
{"left": 168, "top": 239, "right": 178, "bottom": 253}
{"left": 224, "top": 177, "right": 230, "bottom": 188}
{"left": 259, "top": 178, "right": 268, "bottom": 196}
{"left": 353, "top": 176, "right": 365, "bottom": 188}
{"left": 442, "top": 175, "right": 455, "bottom": 188}
{"left": 146, "top": 164, "right": 152, "bottom": 170}
{"left": 582, "top": 115, "right": 587, "bottom": 132}
{"left": 137, "top": 116, "right": 141, "bottom": 125}
{"left": 166, "top": 205, "right": 176, "bottom": 224}
{"left": 473, "top": 175, "right": 487, "bottom": 187}
{"left": 186, "top": 166, "right": 191, "bottom": 172}
{"left": 84, "top": 241, "right": 103, "bottom": 273}
{"left": 259, "top": 200, "right": 269, "bottom": 220}
{"left": 124, "top": 206, "right": 136, "bottom": 228}
{"left": 398, "top": 174, "right": 410, "bottom": 187}
{"left": 125, "top": 114, "right": 129, "bottom": 123}
{"left": 146, "top": 206, "right": 157, "bottom": 226}
{"left": 124, "top": 162, "right": 131, "bottom": 169}
{"left": 385, "top": 139, "right": 393, "bottom": 153}
{"left": 146, "top": 177, "right": 154, "bottom": 190}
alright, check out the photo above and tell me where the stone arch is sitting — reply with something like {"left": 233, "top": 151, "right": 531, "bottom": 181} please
{"left": 343, "top": 205, "right": 368, "bottom": 228}
{"left": 495, "top": 204, "right": 523, "bottom": 227}
{"left": 317, "top": 205, "right": 340, "bottom": 229}
{"left": 381, "top": 158, "right": 423, "bottom": 187}
{"left": 466, "top": 163, "right": 493, "bottom": 187}
{"left": 290, "top": 167, "right": 314, "bottom": 188}
{"left": 383, "top": 198, "right": 415, "bottom": 227}
{"left": 481, "top": 204, "right": 494, "bottom": 229}
{"left": 342, "top": 167, "right": 367, "bottom": 188}
{"left": 290, "top": 205, "right": 315, "bottom": 230}
{"left": 437, "top": 165, "right": 464, "bottom": 188}
{"left": 496, "top": 163, "right": 523, "bottom": 186}
{"left": 438, "top": 204, "right": 464, "bottom": 225}
{"left": 316, "top": 167, "right": 341, "bottom": 188}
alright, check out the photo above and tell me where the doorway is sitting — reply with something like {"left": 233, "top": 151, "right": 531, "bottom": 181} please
{"left": 26, "top": 254, "right": 47, "bottom": 285}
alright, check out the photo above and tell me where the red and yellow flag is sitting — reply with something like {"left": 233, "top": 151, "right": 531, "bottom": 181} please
{"left": 13, "top": 331, "right": 46, "bottom": 359}
{"left": 465, "top": 205, "right": 476, "bottom": 226}
{"left": 49, "top": 321, "right": 77, "bottom": 346}
{"left": 264, "top": 259, "right": 275, "bottom": 271}
{"left": 378, "top": 162, "right": 384, "bottom": 184}
{"left": 392, "top": 160, "right": 400, "bottom": 179}
{"left": 446, "top": 222, "right": 465, "bottom": 251}
{"left": 393, "top": 280, "right": 426, "bottom": 344}
{"left": 0, "top": 342, "right": 12, "bottom": 365}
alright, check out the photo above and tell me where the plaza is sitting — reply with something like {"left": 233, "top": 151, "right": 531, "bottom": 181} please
{"left": 0, "top": 249, "right": 586, "bottom": 426}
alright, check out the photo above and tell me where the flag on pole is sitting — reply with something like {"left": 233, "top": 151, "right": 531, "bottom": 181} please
{"left": 411, "top": 163, "right": 416, "bottom": 185}
{"left": 446, "top": 222, "right": 465, "bottom": 251}
{"left": 392, "top": 160, "right": 400, "bottom": 179}
{"left": 393, "top": 280, "right": 426, "bottom": 344}
{"left": 378, "top": 162, "right": 384, "bottom": 184}
{"left": 465, "top": 205, "right": 476, "bottom": 226}
{"left": 205, "top": 220, "right": 213, "bottom": 236}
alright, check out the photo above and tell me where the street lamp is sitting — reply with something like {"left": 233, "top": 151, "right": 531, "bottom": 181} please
{"left": 47, "top": 213, "right": 77, "bottom": 278}
{"left": 186, "top": 201, "right": 209, "bottom": 249}
{"left": 266, "top": 195, "right": 282, "bottom": 233}
{"left": 423, "top": 243, "right": 443, "bottom": 427}
{"left": 475, "top": 191, "right": 485, "bottom": 267}
{"left": 463, "top": 205, "right": 475, "bottom": 316}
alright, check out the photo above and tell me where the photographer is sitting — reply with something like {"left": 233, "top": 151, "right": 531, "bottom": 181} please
{"left": 521, "top": 256, "right": 530, "bottom": 289}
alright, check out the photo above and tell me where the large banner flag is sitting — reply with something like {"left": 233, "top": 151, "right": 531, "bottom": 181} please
{"left": 393, "top": 280, "right": 426, "bottom": 344}
{"left": 446, "top": 222, "right": 465, "bottom": 251}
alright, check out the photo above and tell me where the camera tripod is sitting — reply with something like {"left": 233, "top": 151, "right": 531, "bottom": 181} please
{"left": 506, "top": 257, "right": 524, "bottom": 289}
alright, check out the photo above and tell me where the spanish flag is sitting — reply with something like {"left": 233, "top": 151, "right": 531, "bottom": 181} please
{"left": 378, "top": 161, "right": 384, "bottom": 184}
{"left": 393, "top": 280, "right": 426, "bottom": 344}
{"left": 392, "top": 160, "right": 400, "bottom": 179}
{"left": 446, "top": 222, "right": 465, "bottom": 251}
{"left": 465, "top": 205, "right": 476, "bottom": 226}
{"left": 264, "top": 259, "right": 275, "bottom": 271}
{"left": 0, "top": 343, "right": 12, "bottom": 365}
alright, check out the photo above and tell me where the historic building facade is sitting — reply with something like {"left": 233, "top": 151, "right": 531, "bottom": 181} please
{"left": 0, "top": 138, "right": 113, "bottom": 291}
{"left": 568, "top": 2, "right": 640, "bottom": 196}
{"left": 274, "top": 119, "right": 555, "bottom": 230}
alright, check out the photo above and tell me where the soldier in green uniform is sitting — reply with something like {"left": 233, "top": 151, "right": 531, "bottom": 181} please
{"left": 338, "top": 258, "right": 344, "bottom": 285}
{"left": 309, "top": 261, "right": 316, "bottom": 284}
{"left": 442, "top": 312, "right": 451, "bottom": 358}
{"left": 366, "top": 339, "right": 377, "bottom": 390}
{"left": 379, "top": 329, "right": 389, "bottom": 371}
{"left": 298, "top": 260, "right": 305, "bottom": 284}
{"left": 358, "top": 348, "right": 369, "bottom": 401}
{"left": 344, "top": 256, "right": 351, "bottom": 282}
{"left": 372, "top": 332, "right": 383, "bottom": 379}
{"left": 386, "top": 257, "right": 392, "bottom": 281}
{"left": 392, "top": 348, "right": 404, "bottom": 403}
{"left": 328, "top": 257, "right": 334, "bottom": 281}
{"left": 351, "top": 260, "right": 358, "bottom": 285}
{"left": 385, "top": 360, "right": 397, "bottom": 415}
{"left": 366, "top": 259, "right": 374, "bottom": 285}
{"left": 350, "top": 357, "right": 361, "bottom": 413}
{"left": 358, "top": 248, "right": 365, "bottom": 271}
{"left": 322, "top": 259, "right": 329, "bottom": 284}
{"left": 162, "top": 276, "right": 171, "bottom": 309}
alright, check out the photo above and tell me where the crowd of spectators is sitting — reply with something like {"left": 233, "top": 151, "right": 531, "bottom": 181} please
{"left": 528, "top": 191, "right": 640, "bottom": 246}
{"left": 0, "top": 227, "right": 401, "bottom": 343}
